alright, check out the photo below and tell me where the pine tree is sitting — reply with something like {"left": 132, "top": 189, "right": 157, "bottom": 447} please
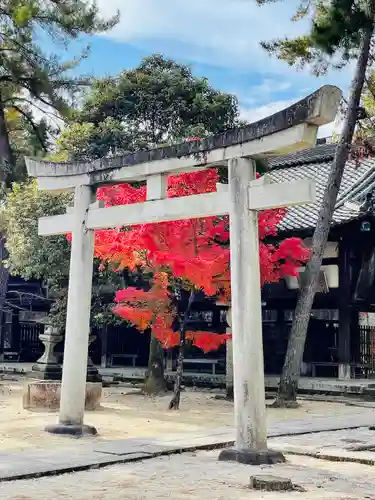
{"left": 0, "top": 0, "right": 119, "bottom": 177}
{"left": 0, "top": 0, "right": 118, "bottom": 357}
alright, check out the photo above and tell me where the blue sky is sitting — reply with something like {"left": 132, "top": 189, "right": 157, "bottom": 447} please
{"left": 64, "top": 0, "right": 354, "bottom": 137}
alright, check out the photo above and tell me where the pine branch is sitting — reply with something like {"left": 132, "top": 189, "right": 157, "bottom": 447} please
{"left": 10, "top": 104, "right": 48, "bottom": 152}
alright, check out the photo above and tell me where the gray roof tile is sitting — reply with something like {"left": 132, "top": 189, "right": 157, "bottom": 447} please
{"left": 269, "top": 144, "right": 375, "bottom": 232}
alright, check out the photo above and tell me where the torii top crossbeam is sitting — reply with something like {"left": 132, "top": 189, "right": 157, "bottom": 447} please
{"left": 25, "top": 85, "right": 341, "bottom": 193}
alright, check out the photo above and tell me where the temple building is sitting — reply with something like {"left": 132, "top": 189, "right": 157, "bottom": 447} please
{"left": 263, "top": 142, "right": 375, "bottom": 380}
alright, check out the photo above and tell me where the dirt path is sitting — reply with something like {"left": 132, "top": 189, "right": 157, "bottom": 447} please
{"left": 0, "top": 381, "right": 374, "bottom": 452}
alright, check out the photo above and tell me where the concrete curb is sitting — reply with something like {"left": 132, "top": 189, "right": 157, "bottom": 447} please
{"left": 0, "top": 451, "right": 153, "bottom": 483}
{"left": 0, "top": 439, "right": 234, "bottom": 483}
{"left": 278, "top": 448, "right": 375, "bottom": 466}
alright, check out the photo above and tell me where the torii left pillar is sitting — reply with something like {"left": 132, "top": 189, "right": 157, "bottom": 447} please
{"left": 45, "top": 185, "right": 97, "bottom": 436}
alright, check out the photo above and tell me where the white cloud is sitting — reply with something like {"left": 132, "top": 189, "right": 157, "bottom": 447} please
{"left": 96, "top": 0, "right": 353, "bottom": 92}
{"left": 242, "top": 79, "right": 292, "bottom": 106}
{"left": 240, "top": 99, "right": 295, "bottom": 123}
{"left": 318, "top": 120, "right": 342, "bottom": 139}
{"left": 97, "top": 0, "right": 306, "bottom": 72}
{"left": 249, "top": 80, "right": 292, "bottom": 97}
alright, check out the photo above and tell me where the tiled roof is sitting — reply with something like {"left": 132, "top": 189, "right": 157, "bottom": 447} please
{"left": 268, "top": 143, "right": 375, "bottom": 232}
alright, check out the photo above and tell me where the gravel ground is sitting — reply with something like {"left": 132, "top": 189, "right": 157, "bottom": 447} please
{"left": 1, "top": 381, "right": 373, "bottom": 452}
{"left": 1, "top": 450, "right": 375, "bottom": 500}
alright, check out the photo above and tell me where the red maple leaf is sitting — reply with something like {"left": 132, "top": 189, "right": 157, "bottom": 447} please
{"left": 88, "top": 167, "right": 309, "bottom": 353}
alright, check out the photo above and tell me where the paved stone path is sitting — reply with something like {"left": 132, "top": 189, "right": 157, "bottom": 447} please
{"left": 272, "top": 426, "right": 375, "bottom": 453}
{"left": 0, "top": 411, "right": 375, "bottom": 482}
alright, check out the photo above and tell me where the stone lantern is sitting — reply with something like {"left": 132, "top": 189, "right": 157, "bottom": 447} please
{"left": 31, "top": 324, "right": 63, "bottom": 380}
{"left": 24, "top": 324, "right": 102, "bottom": 411}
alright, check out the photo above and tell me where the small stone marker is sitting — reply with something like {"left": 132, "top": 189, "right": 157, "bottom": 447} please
{"left": 250, "top": 474, "right": 294, "bottom": 492}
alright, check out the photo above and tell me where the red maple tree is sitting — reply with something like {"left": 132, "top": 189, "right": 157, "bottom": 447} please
{"left": 94, "top": 167, "right": 309, "bottom": 354}
{"left": 64, "top": 160, "right": 309, "bottom": 409}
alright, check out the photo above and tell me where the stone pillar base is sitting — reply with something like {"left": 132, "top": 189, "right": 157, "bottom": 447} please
{"left": 45, "top": 423, "right": 97, "bottom": 437}
{"left": 338, "top": 363, "right": 351, "bottom": 380}
{"left": 218, "top": 447, "right": 285, "bottom": 465}
{"left": 31, "top": 362, "right": 62, "bottom": 381}
{"left": 23, "top": 381, "right": 102, "bottom": 411}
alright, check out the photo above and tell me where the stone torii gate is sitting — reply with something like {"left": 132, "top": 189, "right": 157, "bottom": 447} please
{"left": 25, "top": 85, "right": 341, "bottom": 464}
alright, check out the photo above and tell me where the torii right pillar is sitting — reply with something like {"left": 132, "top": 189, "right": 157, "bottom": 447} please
{"left": 219, "top": 157, "right": 315, "bottom": 465}
{"left": 219, "top": 157, "right": 280, "bottom": 464}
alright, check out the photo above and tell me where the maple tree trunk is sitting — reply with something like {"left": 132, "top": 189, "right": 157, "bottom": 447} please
{"left": 275, "top": 17, "right": 375, "bottom": 407}
{"left": 143, "top": 333, "right": 166, "bottom": 395}
{"left": 168, "top": 291, "right": 195, "bottom": 410}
